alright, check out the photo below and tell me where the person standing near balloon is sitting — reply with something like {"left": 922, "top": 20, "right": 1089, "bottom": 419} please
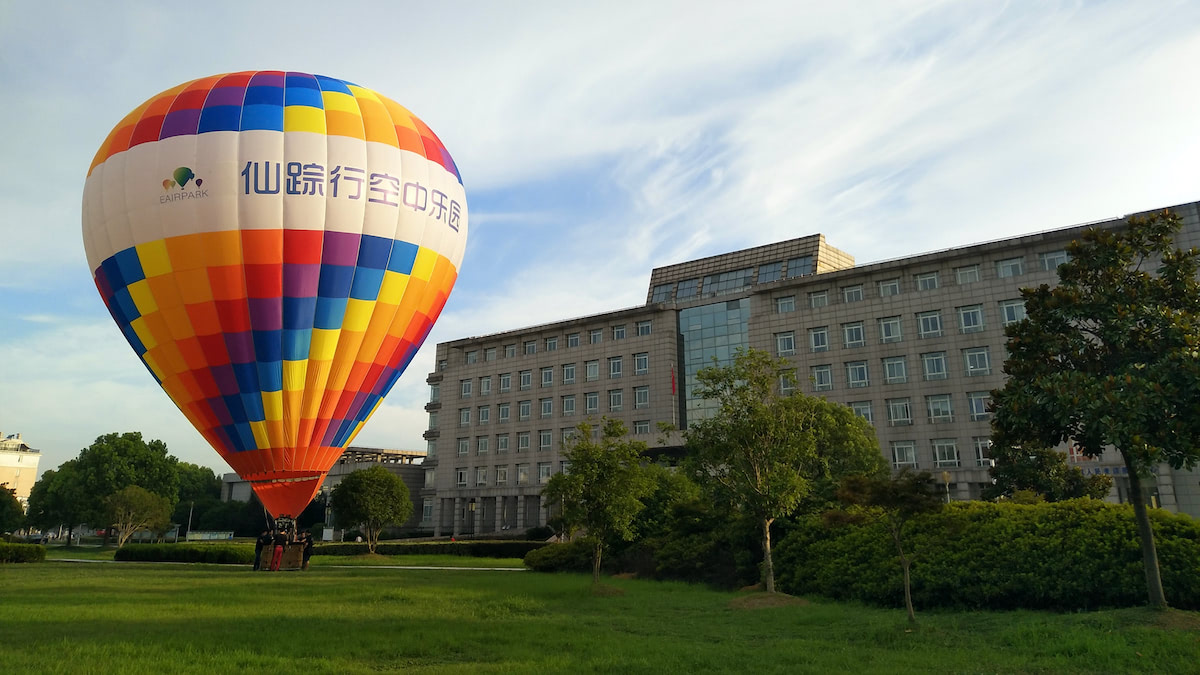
{"left": 270, "top": 529, "right": 287, "bottom": 571}
{"left": 253, "top": 529, "right": 272, "bottom": 571}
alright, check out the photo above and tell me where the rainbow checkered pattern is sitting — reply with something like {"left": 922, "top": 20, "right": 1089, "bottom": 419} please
{"left": 82, "top": 71, "right": 466, "bottom": 517}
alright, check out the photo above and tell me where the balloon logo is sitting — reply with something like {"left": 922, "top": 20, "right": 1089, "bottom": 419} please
{"left": 82, "top": 71, "right": 468, "bottom": 518}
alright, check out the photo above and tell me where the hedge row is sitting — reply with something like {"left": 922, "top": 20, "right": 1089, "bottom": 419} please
{"left": 523, "top": 539, "right": 595, "bottom": 572}
{"left": 775, "top": 499, "right": 1200, "bottom": 611}
{"left": 114, "top": 544, "right": 254, "bottom": 564}
{"left": 315, "top": 540, "right": 548, "bottom": 558}
{"left": 0, "top": 543, "right": 45, "bottom": 563}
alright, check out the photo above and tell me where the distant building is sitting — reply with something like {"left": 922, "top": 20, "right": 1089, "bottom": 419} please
{"left": 422, "top": 201, "right": 1200, "bottom": 535}
{"left": 0, "top": 433, "right": 41, "bottom": 509}
{"left": 221, "top": 446, "right": 427, "bottom": 530}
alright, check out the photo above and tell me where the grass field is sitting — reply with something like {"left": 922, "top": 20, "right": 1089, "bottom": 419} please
{"left": 1, "top": 562, "right": 1198, "bottom": 674}
{"left": 41, "top": 546, "right": 525, "bottom": 569}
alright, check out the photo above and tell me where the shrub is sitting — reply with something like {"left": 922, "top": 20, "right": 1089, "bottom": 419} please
{"left": 314, "top": 540, "right": 548, "bottom": 558}
{"left": 775, "top": 499, "right": 1200, "bottom": 611}
{"left": 0, "top": 543, "right": 45, "bottom": 563}
{"left": 523, "top": 539, "right": 595, "bottom": 573}
{"left": 113, "top": 543, "right": 254, "bottom": 564}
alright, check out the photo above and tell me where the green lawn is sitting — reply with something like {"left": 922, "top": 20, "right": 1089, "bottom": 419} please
{"left": 1, "top": 562, "right": 1196, "bottom": 674}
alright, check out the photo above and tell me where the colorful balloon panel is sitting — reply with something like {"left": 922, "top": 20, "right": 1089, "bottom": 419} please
{"left": 82, "top": 71, "right": 467, "bottom": 517}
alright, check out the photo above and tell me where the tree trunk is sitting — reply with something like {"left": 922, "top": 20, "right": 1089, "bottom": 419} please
{"left": 762, "top": 518, "right": 775, "bottom": 594}
{"left": 593, "top": 541, "right": 602, "bottom": 584}
{"left": 894, "top": 526, "right": 916, "bottom": 624}
{"left": 1123, "top": 455, "right": 1167, "bottom": 609}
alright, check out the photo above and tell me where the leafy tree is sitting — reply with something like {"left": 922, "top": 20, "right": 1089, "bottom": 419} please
{"left": 25, "top": 462, "right": 89, "bottom": 542}
{"left": 74, "top": 433, "right": 179, "bottom": 538}
{"left": 329, "top": 465, "right": 412, "bottom": 553}
{"left": 106, "top": 486, "right": 172, "bottom": 547}
{"left": 685, "top": 348, "right": 886, "bottom": 593}
{"left": 540, "top": 419, "right": 654, "bottom": 583}
{"left": 833, "top": 470, "right": 945, "bottom": 624}
{"left": 176, "top": 462, "right": 220, "bottom": 502}
{"left": 982, "top": 445, "right": 1113, "bottom": 502}
{"left": 0, "top": 485, "right": 24, "bottom": 534}
{"left": 990, "top": 210, "right": 1200, "bottom": 610}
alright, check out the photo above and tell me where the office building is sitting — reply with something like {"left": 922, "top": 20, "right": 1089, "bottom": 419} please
{"left": 0, "top": 433, "right": 41, "bottom": 509}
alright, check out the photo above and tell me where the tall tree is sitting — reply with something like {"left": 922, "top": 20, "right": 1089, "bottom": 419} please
{"left": 990, "top": 210, "right": 1200, "bottom": 610}
{"left": 834, "top": 470, "right": 944, "bottom": 624}
{"left": 106, "top": 486, "right": 172, "bottom": 547}
{"left": 686, "top": 348, "right": 886, "bottom": 593}
{"left": 0, "top": 485, "right": 24, "bottom": 534}
{"left": 330, "top": 465, "right": 412, "bottom": 553}
{"left": 540, "top": 419, "right": 654, "bottom": 583}
{"left": 983, "top": 445, "right": 1114, "bottom": 502}
{"left": 74, "top": 432, "right": 179, "bottom": 531}
{"left": 25, "top": 462, "right": 89, "bottom": 542}
{"left": 175, "top": 463, "right": 220, "bottom": 502}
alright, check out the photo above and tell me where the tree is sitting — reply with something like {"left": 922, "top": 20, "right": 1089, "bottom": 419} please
{"left": 176, "top": 463, "right": 220, "bottom": 502}
{"left": 329, "top": 466, "right": 412, "bottom": 553}
{"left": 25, "top": 462, "right": 89, "bottom": 542}
{"left": 833, "top": 470, "right": 944, "bottom": 624}
{"left": 990, "top": 210, "right": 1200, "bottom": 610}
{"left": 0, "top": 485, "right": 23, "bottom": 534}
{"left": 685, "top": 348, "right": 886, "bottom": 593}
{"left": 540, "top": 419, "right": 654, "bottom": 583}
{"left": 982, "top": 445, "right": 1113, "bottom": 502}
{"left": 106, "top": 486, "right": 172, "bottom": 547}
{"left": 74, "top": 432, "right": 179, "bottom": 539}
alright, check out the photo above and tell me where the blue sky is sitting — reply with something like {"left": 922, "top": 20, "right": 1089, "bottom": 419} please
{"left": 3, "top": 1, "right": 1200, "bottom": 476}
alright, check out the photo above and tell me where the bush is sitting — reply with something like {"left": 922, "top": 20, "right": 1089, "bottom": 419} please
{"left": 523, "top": 539, "right": 595, "bottom": 573}
{"left": 0, "top": 543, "right": 45, "bottom": 563}
{"left": 113, "top": 543, "right": 254, "bottom": 564}
{"left": 314, "top": 540, "right": 548, "bottom": 558}
{"left": 775, "top": 499, "right": 1200, "bottom": 611}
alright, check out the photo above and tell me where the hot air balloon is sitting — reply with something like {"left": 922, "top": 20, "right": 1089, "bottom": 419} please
{"left": 81, "top": 71, "right": 467, "bottom": 522}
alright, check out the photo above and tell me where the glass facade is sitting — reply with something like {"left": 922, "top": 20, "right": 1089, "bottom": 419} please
{"left": 679, "top": 298, "right": 750, "bottom": 427}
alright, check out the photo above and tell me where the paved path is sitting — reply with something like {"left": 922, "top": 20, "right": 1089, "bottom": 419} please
{"left": 50, "top": 558, "right": 525, "bottom": 571}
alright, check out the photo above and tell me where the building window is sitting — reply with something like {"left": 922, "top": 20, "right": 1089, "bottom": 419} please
{"left": 758, "top": 261, "right": 783, "bottom": 283}
{"left": 809, "top": 326, "right": 829, "bottom": 352}
{"left": 779, "top": 370, "right": 797, "bottom": 396}
{"left": 999, "top": 299, "right": 1027, "bottom": 326}
{"left": 787, "top": 256, "right": 814, "bottom": 278}
{"left": 955, "top": 265, "right": 980, "bottom": 285}
{"left": 964, "top": 347, "right": 991, "bottom": 376}
{"left": 957, "top": 305, "right": 985, "bottom": 333}
{"left": 477, "top": 436, "right": 489, "bottom": 455}
{"left": 1040, "top": 250, "right": 1069, "bottom": 271}
{"left": 585, "top": 360, "right": 600, "bottom": 381}
{"left": 518, "top": 400, "right": 531, "bottom": 421}
{"left": 563, "top": 363, "right": 576, "bottom": 384}
{"left": 634, "top": 386, "right": 650, "bottom": 409}
{"left": 519, "top": 370, "right": 532, "bottom": 390}
{"left": 636, "top": 320, "right": 652, "bottom": 336}
{"left": 504, "top": 344, "right": 517, "bottom": 358}
{"left": 517, "top": 432, "right": 530, "bottom": 452}
{"left": 567, "top": 333, "right": 580, "bottom": 348}
{"left": 541, "top": 367, "right": 553, "bottom": 387}
{"left": 996, "top": 257, "right": 1024, "bottom": 278}
{"left": 485, "top": 347, "right": 496, "bottom": 362}
{"left": 498, "top": 403, "right": 510, "bottom": 423}
{"left": 429, "top": 384, "right": 440, "bottom": 403}
{"left": 921, "top": 352, "right": 947, "bottom": 381}
{"left": 497, "top": 434, "right": 509, "bottom": 452}
{"left": 477, "top": 406, "right": 490, "bottom": 424}
{"left": 545, "top": 337, "right": 558, "bottom": 352}
{"left": 915, "top": 272, "right": 939, "bottom": 291}
{"left": 427, "top": 439, "right": 437, "bottom": 458}
{"left": 455, "top": 468, "right": 468, "bottom": 487}
{"left": 887, "top": 398, "right": 912, "bottom": 426}
{"left": 968, "top": 391, "right": 990, "bottom": 421}
{"left": 458, "top": 408, "right": 470, "bottom": 426}
{"left": 879, "top": 316, "right": 902, "bottom": 343}
{"left": 524, "top": 340, "right": 536, "bottom": 355}
{"left": 613, "top": 325, "right": 626, "bottom": 340}
{"left": 926, "top": 394, "right": 954, "bottom": 423}
{"left": 917, "top": 311, "right": 943, "bottom": 338}
{"left": 585, "top": 392, "right": 599, "bottom": 414}
{"left": 933, "top": 439, "right": 959, "bottom": 468}
{"left": 437, "top": 359, "right": 447, "bottom": 371}
{"left": 776, "top": 331, "right": 796, "bottom": 356}
{"left": 811, "top": 365, "right": 833, "bottom": 392}
{"left": 609, "top": 357, "right": 623, "bottom": 378}
{"left": 891, "top": 441, "right": 918, "bottom": 469}
{"left": 465, "top": 350, "right": 478, "bottom": 364}
{"left": 562, "top": 395, "right": 576, "bottom": 416}
{"left": 460, "top": 379, "right": 472, "bottom": 398}
{"left": 457, "top": 438, "right": 469, "bottom": 456}
{"left": 842, "top": 285, "right": 864, "bottom": 303}
{"left": 422, "top": 498, "right": 434, "bottom": 522}
{"left": 842, "top": 322, "right": 866, "bottom": 348}
{"left": 423, "top": 469, "right": 436, "bottom": 489}
{"left": 633, "top": 420, "right": 651, "bottom": 435}
{"left": 651, "top": 284, "right": 674, "bottom": 303}
{"left": 883, "top": 356, "right": 907, "bottom": 384}
{"left": 850, "top": 400, "right": 873, "bottom": 422}
{"left": 775, "top": 296, "right": 795, "bottom": 313}
{"left": 879, "top": 279, "right": 900, "bottom": 297}
{"left": 539, "top": 430, "right": 552, "bottom": 451}
{"left": 428, "top": 412, "right": 438, "bottom": 430}
{"left": 495, "top": 466, "right": 509, "bottom": 486}
{"left": 973, "top": 437, "right": 993, "bottom": 467}
{"left": 846, "top": 361, "right": 869, "bottom": 388}
{"left": 589, "top": 329, "right": 603, "bottom": 344}
{"left": 609, "top": 389, "right": 624, "bottom": 412}
{"left": 703, "top": 268, "right": 754, "bottom": 296}
{"left": 634, "top": 353, "right": 649, "bottom": 375}
{"left": 809, "top": 290, "right": 828, "bottom": 308}
{"left": 516, "top": 464, "right": 529, "bottom": 485}
{"left": 561, "top": 428, "right": 576, "bottom": 446}
{"left": 538, "top": 462, "right": 552, "bottom": 484}
{"left": 499, "top": 373, "right": 511, "bottom": 393}
{"left": 479, "top": 376, "right": 491, "bottom": 396}
{"left": 540, "top": 398, "right": 552, "bottom": 418}
{"left": 676, "top": 278, "right": 698, "bottom": 299}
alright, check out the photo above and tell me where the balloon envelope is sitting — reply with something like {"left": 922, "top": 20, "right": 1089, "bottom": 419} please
{"left": 82, "top": 71, "right": 467, "bottom": 517}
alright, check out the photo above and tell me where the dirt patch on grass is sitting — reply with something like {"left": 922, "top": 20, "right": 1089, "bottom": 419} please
{"left": 1133, "top": 608, "right": 1200, "bottom": 631}
{"left": 728, "top": 592, "right": 809, "bottom": 610}
{"left": 591, "top": 583, "right": 626, "bottom": 597}
{"left": 611, "top": 573, "right": 637, "bottom": 580}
